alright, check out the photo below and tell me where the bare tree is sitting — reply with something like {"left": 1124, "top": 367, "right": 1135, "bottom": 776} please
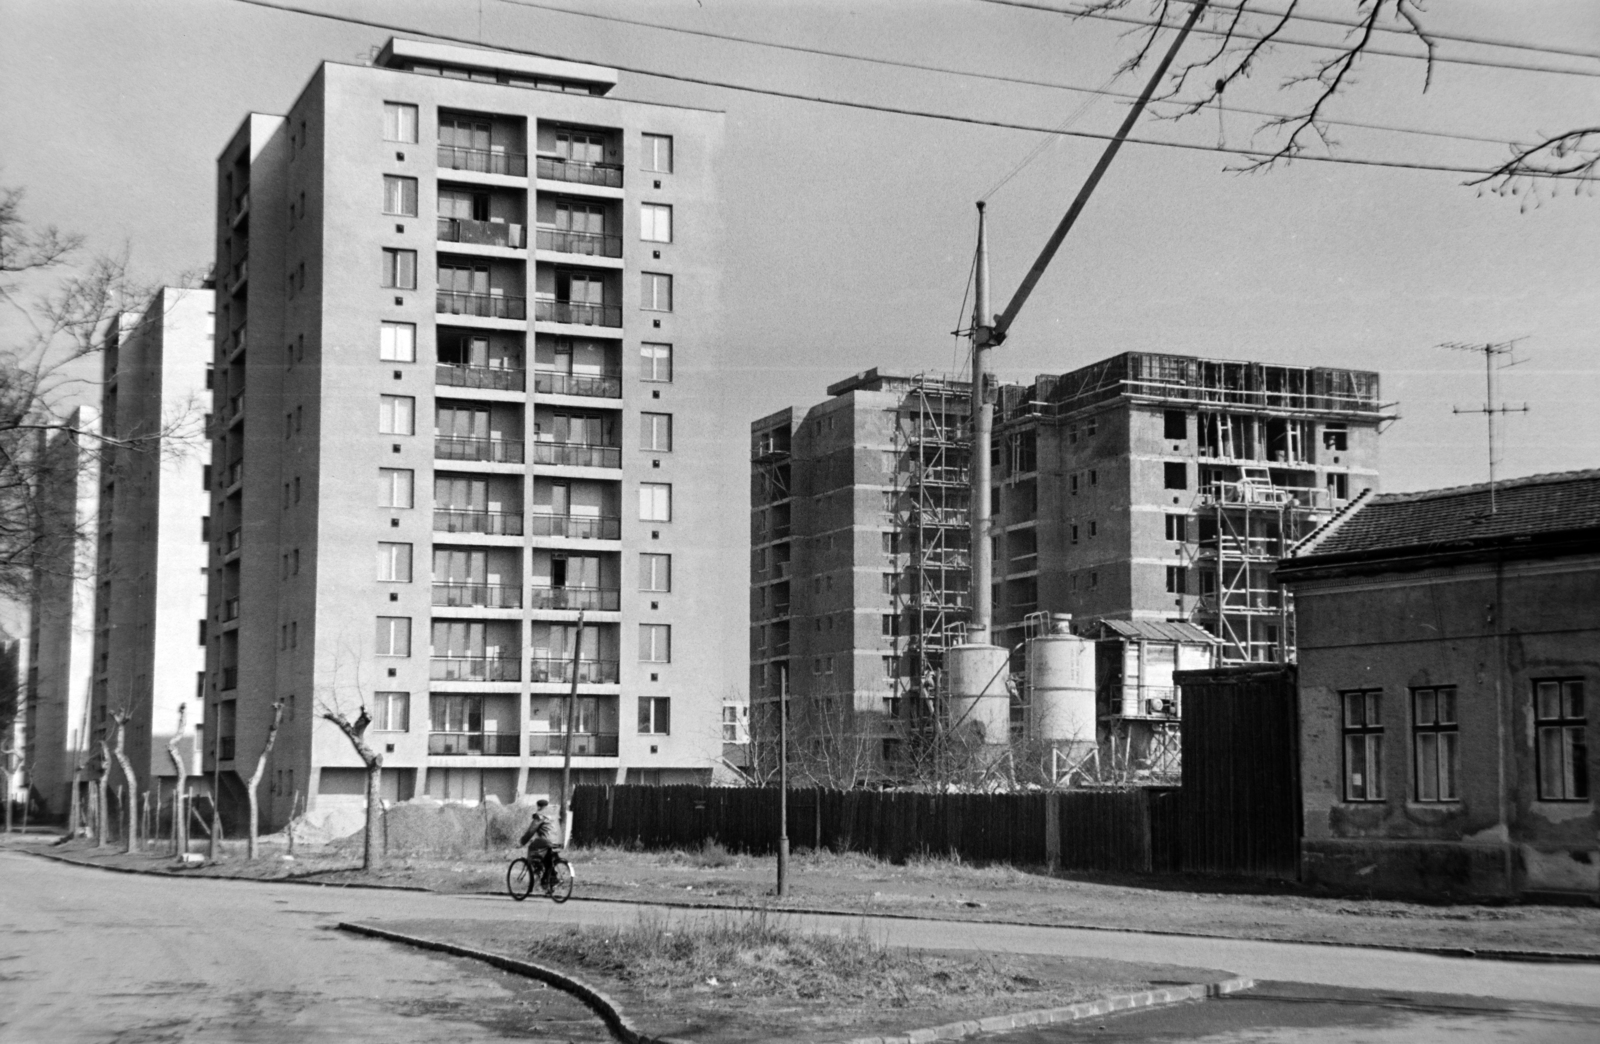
{"left": 94, "top": 740, "right": 110, "bottom": 847}
{"left": 244, "top": 700, "right": 284, "bottom": 860}
{"left": 109, "top": 707, "right": 139, "bottom": 854}
{"left": 320, "top": 704, "right": 382, "bottom": 870}
{"left": 166, "top": 703, "right": 189, "bottom": 856}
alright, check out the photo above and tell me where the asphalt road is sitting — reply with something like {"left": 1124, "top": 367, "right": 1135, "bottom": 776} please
{"left": 5, "top": 847, "right": 1598, "bottom": 1043}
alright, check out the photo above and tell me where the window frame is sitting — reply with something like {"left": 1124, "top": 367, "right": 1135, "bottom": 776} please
{"left": 641, "top": 133, "right": 673, "bottom": 173}
{"left": 1341, "top": 689, "right": 1385, "bottom": 803}
{"left": 373, "top": 691, "right": 411, "bottom": 732}
{"left": 639, "top": 623, "right": 671, "bottom": 663}
{"left": 639, "top": 482, "right": 672, "bottom": 522}
{"left": 640, "top": 272, "right": 673, "bottom": 312}
{"left": 641, "top": 412, "right": 672, "bottom": 452}
{"left": 381, "top": 248, "right": 418, "bottom": 289}
{"left": 379, "top": 394, "right": 416, "bottom": 435}
{"left": 1534, "top": 678, "right": 1588, "bottom": 802}
{"left": 640, "top": 202, "right": 673, "bottom": 243}
{"left": 383, "top": 102, "right": 419, "bottom": 143}
{"left": 1411, "top": 686, "right": 1460, "bottom": 803}
{"left": 641, "top": 342, "right": 673, "bottom": 382}
{"left": 379, "top": 321, "right": 417, "bottom": 363}
{"left": 379, "top": 467, "right": 414, "bottom": 508}
{"left": 375, "top": 616, "right": 412, "bottom": 657}
{"left": 376, "top": 542, "right": 414, "bottom": 583}
{"left": 640, "top": 553, "right": 671, "bottom": 592}
{"left": 382, "top": 175, "right": 418, "bottom": 217}
{"left": 638, "top": 695, "right": 671, "bottom": 735}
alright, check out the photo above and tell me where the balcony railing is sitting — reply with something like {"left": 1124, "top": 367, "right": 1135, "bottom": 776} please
{"left": 528, "top": 656, "right": 619, "bottom": 684}
{"left": 535, "top": 227, "right": 622, "bottom": 258}
{"left": 436, "top": 364, "right": 526, "bottom": 392}
{"left": 529, "top": 512, "right": 620, "bottom": 540}
{"left": 229, "top": 327, "right": 247, "bottom": 357}
{"left": 430, "top": 656, "right": 521, "bottom": 682}
{"left": 437, "top": 146, "right": 528, "bottom": 177}
{"left": 529, "top": 586, "right": 620, "bottom": 612}
{"left": 428, "top": 731, "right": 520, "bottom": 756}
{"left": 225, "top": 462, "right": 243, "bottom": 489}
{"left": 528, "top": 732, "right": 619, "bottom": 756}
{"left": 535, "top": 154, "right": 622, "bottom": 187}
{"left": 437, "top": 292, "right": 526, "bottom": 320}
{"left": 532, "top": 441, "right": 621, "bottom": 468}
{"left": 435, "top": 436, "right": 525, "bottom": 464}
{"left": 221, "top": 667, "right": 239, "bottom": 690}
{"left": 533, "top": 299, "right": 621, "bottom": 328}
{"left": 225, "top": 528, "right": 242, "bottom": 555}
{"left": 228, "top": 259, "right": 248, "bottom": 291}
{"left": 438, "top": 217, "right": 525, "bottom": 248}
{"left": 228, "top": 393, "right": 245, "bottom": 424}
{"left": 534, "top": 370, "right": 621, "bottom": 398}
{"left": 229, "top": 192, "right": 249, "bottom": 224}
{"left": 432, "top": 582, "right": 523, "bottom": 609}
{"left": 433, "top": 509, "right": 524, "bottom": 536}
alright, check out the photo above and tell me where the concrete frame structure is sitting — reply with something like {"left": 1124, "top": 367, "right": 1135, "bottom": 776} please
{"left": 208, "top": 39, "right": 730, "bottom": 831}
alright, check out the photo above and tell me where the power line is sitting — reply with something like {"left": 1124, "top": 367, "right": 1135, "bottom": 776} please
{"left": 224, "top": 0, "right": 1586, "bottom": 181}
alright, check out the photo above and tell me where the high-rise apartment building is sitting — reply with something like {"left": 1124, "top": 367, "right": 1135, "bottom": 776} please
{"left": 208, "top": 39, "right": 729, "bottom": 831}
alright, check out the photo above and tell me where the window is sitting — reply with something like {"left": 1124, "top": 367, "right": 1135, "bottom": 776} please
{"left": 722, "top": 705, "right": 746, "bottom": 743}
{"left": 1535, "top": 679, "right": 1588, "bottom": 801}
{"left": 641, "top": 272, "right": 673, "bottom": 311}
{"left": 639, "top": 482, "right": 671, "bottom": 521}
{"left": 1165, "top": 514, "right": 1188, "bottom": 542}
{"left": 375, "top": 616, "right": 411, "bottom": 657}
{"left": 641, "top": 343, "right": 672, "bottom": 382}
{"left": 379, "top": 395, "right": 415, "bottom": 435}
{"left": 640, "top": 553, "right": 671, "bottom": 592}
{"left": 1070, "top": 523, "right": 1079, "bottom": 544}
{"left": 373, "top": 691, "right": 410, "bottom": 732}
{"left": 641, "top": 133, "right": 673, "bottom": 173}
{"left": 1412, "top": 686, "right": 1459, "bottom": 802}
{"left": 1164, "top": 409, "right": 1187, "bottom": 440}
{"left": 1088, "top": 520, "right": 1098, "bottom": 538}
{"left": 881, "top": 573, "right": 895, "bottom": 595}
{"left": 1164, "top": 462, "right": 1188, "bottom": 490}
{"left": 640, "top": 624, "right": 671, "bottom": 663}
{"left": 1342, "top": 690, "right": 1384, "bottom": 802}
{"left": 379, "top": 321, "right": 416, "bottom": 362}
{"left": 379, "top": 468, "right": 414, "bottom": 508}
{"left": 1328, "top": 472, "right": 1350, "bottom": 501}
{"left": 638, "top": 696, "right": 671, "bottom": 735}
{"left": 383, "top": 176, "right": 418, "bottom": 217}
{"left": 641, "top": 412, "right": 672, "bottom": 452}
{"left": 640, "top": 203, "right": 672, "bottom": 242}
{"left": 1069, "top": 474, "right": 1079, "bottom": 495}
{"left": 377, "top": 542, "right": 413, "bottom": 582}
{"left": 881, "top": 614, "right": 898, "bottom": 637}
{"left": 1089, "top": 571, "right": 1098, "bottom": 589}
{"left": 1323, "top": 424, "right": 1349, "bottom": 452}
{"left": 381, "top": 248, "right": 417, "bottom": 289}
{"left": 383, "top": 102, "right": 419, "bottom": 143}
{"left": 1165, "top": 566, "right": 1187, "bottom": 594}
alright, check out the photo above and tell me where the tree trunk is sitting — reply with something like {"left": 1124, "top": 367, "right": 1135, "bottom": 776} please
{"left": 244, "top": 701, "right": 285, "bottom": 861}
{"left": 167, "top": 705, "right": 188, "bottom": 857}
{"left": 69, "top": 766, "right": 82, "bottom": 838}
{"left": 111, "top": 715, "right": 139, "bottom": 855}
{"left": 96, "top": 742, "right": 111, "bottom": 847}
{"left": 364, "top": 759, "right": 383, "bottom": 871}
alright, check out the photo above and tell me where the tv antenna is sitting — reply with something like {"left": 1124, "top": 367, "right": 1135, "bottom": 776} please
{"left": 1438, "top": 340, "right": 1529, "bottom": 514}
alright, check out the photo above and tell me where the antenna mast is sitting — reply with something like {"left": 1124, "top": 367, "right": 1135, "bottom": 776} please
{"left": 1439, "top": 340, "right": 1529, "bottom": 514}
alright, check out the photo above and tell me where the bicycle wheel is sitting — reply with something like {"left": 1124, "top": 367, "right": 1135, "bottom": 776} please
{"left": 506, "top": 858, "right": 535, "bottom": 901}
{"left": 548, "top": 857, "right": 574, "bottom": 903}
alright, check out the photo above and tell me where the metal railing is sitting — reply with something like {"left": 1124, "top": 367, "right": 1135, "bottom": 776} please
{"left": 535, "top": 227, "right": 622, "bottom": 258}
{"left": 533, "top": 299, "right": 621, "bottom": 328}
{"left": 428, "top": 731, "right": 520, "bottom": 756}
{"left": 528, "top": 657, "right": 619, "bottom": 684}
{"left": 528, "top": 732, "right": 619, "bottom": 756}
{"left": 433, "top": 509, "right": 524, "bottom": 536}
{"left": 437, "top": 292, "right": 526, "bottom": 320}
{"left": 432, "top": 582, "right": 522, "bottom": 609}
{"left": 532, "top": 441, "right": 621, "bottom": 468}
{"left": 437, "top": 146, "right": 528, "bottom": 177}
{"left": 438, "top": 217, "right": 525, "bottom": 248}
{"left": 535, "top": 154, "right": 622, "bottom": 187}
{"left": 529, "top": 586, "right": 620, "bottom": 612}
{"left": 529, "top": 513, "right": 620, "bottom": 540}
{"left": 430, "top": 656, "right": 521, "bottom": 682}
{"left": 534, "top": 370, "right": 621, "bottom": 398}
{"left": 436, "top": 364, "right": 526, "bottom": 392}
{"left": 434, "top": 436, "right": 525, "bottom": 464}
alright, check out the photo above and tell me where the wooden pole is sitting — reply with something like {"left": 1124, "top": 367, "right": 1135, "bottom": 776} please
{"left": 558, "top": 609, "right": 585, "bottom": 844}
{"left": 777, "top": 668, "right": 789, "bottom": 896}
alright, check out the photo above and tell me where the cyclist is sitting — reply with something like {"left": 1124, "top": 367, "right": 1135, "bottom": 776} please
{"left": 519, "top": 799, "right": 559, "bottom": 883}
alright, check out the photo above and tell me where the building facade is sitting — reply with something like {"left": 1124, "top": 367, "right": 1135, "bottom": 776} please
{"left": 208, "top": 39, "right": 731, "bottom": 831}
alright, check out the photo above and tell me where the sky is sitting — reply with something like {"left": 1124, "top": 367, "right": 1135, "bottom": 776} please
{"left": 2, "top": 0, "right": 1598, "bottom": 498}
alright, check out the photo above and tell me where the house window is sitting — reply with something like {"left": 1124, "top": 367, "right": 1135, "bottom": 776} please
{"left": 1164, "top": 462, "right": 1187, "bottom": 490}
{"left": 1165, "top": 514, "right": 1188, "bottom": 542}
{"left": 641, "top": 272, "right": 673, "bottom": 312}
{"left": 640, "top": 203, "right": 672, "bottom": 243}
{"left": 640, "top": 553, "right": 671, "bottom": 592}
{"left": 638, "top": 696, "right": 671, "bottom": 735}
{"left": 1163, "top": 409, "right": 1187, "bottom": 440}
{"left": 641, "top": 342, "right": 672, "bottom": 382}
{"left": 640, "top": 624, "right": 671, "bottom": 663}
{"left": 1323, "top": 424, "right": 1349, "bottom": 452}
{"left": 383, "top": 175, "right": 418, "bottom": 216}
{"left": 1535, "top": 679, "right": 1588, "bottom": 801}
{"left": 641, "top": 412, "right": 672, "bottom": 452}
{"left": 639, "top": 482, "right": 671, "bottom": 521}
{"left": 1328, "top": 472, "right": 1350, "bottom": 501}
{"left": 641, "top": 133, "right": 673, "bottom": 173}
{"left": 1412, "top": 686, "right": 1459, "bottom": 802}
{"left": 1165, "top": 566, "right": 1187, "bottom": 594}
{"left": 379, "top": 468, "right": 414, "bottom": 508}
{"left": 381, "top": 248, "right": 417, "bottom": 289}
{"left": 380, "top": 321, "right": 416, "bottom": 362}
{"left": 379, "top": 395, "right": 415, "bottom": 435}
{"left": 375, "top": 616, "right": 412, "bottom": 657}
{"left": 1070, "top": 523, "right": 1079, "bottom": 544}
{"left": 373, "top": 691, "right": 410, "bottom": 732}
{"left": 376, "top": 542, "right": 413, "bottom": 582}
{"left": 1342, "top": 689, "right": 1384, "bottom": 802}
{"left": 383, "top": 102, "right": 418, "bottom": 142}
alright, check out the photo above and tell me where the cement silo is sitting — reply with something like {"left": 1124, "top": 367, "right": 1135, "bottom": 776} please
{"left": 1024, "top": 614, "right": 1096, "bottom": 758}
{"left": 946, "top": 641, "right": 1012, "bottom": 745}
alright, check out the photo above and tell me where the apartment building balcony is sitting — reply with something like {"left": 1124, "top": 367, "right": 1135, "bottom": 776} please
{"left": 229, "top": 191, "right": 249, "bottom": 227}
{"left": 535, "top": 227, "right": 622, "bottom": 258}
{"left": 438, "top": 146, "right": 527, "bottom": 178}
{"left": 222, "top": 598, "right": 240, "bottom": 622}
{"left": 433, "top": 508, "right": 524, "bottom": 537}
{"left": 427, "top": 731, "right": 520, "bottom": 756}
{"left": 535, "top": 155, "right": 622, "bottom": 188}
{"left": 437, "top": 291, "right": 526, "bottom": 321}
{"left": 532, "top": 441, "right": 620, "bottom": 469}
{"left": 224, "top": 528, "right": 242, "bottom": 559}
{"left": 227, "top": 326, "right": 247, "bottom": 361}
{"left": 436, "top": 364, "right": 526, "bottom": 392}
{"left": 435, "top": 436, "right": 525, "bottom": 464}
{"left": 438, "top": 217, "right": 525, "bottom": 249}
{"left": 221, "top": 666, "right": 239, "bottom": 690}
{"left": 534, "top": 369, "right": 621, "bottom": 399}
{"left": 432, "top": 582, "right": 522, "bottom": 609}
{"left": 227, "top": 258, "right": 248, "bottom": 296}
{"left": 219, "top": 736, "right": 236, "bottom": 761}
{"left": 227, "top": 393, "right": 245, "bottom": 428}
{"left": 527, "top": 731, "right": 618, "bottom": 756}
{"left": 529, "top": 657, "right": 619, "bottom": 684}
{"left": 529, "top": 512, "right": 620, "bottom": 540}
{"left": 224, "top": 461, "right": 243, "bottom": 492}
{"left": 430, "top": 656, "right": 521, "bottom": 682}
{"left": 533, "top": 299, "right": 621, "bottom": 328}
{"left": 529, "top": 585, "right": 620, "bottom": 612}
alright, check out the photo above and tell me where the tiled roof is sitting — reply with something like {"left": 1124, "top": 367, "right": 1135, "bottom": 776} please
{"left": 1291, "top": 468, "right": 1600, "bottom": 561}
{"left": 1084, "top": 619, "right": 1220, "bottom": 644}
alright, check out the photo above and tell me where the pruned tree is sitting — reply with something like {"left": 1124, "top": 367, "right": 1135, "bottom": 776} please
{"left": 244, "top": 700, "right": 285, "bottom": 861}
{"left": 166, "top": 703, "right": 189, "bottom": 856}
{"left": 109, "top": 706, "right": 139, "bottom": 854}
{"left": 94, "top": 740, "right": 111, "bottom": 847}
{"left": 320, "top": 704, "right": 382, "bottom": 870}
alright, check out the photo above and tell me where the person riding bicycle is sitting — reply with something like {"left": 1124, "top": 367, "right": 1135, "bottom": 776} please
{"left": 519, "top": 799, "right": 559, "bottom": 881}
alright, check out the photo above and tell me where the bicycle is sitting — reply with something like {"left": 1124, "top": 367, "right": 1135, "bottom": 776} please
{"left": 506, "top": 846, "right": 574, "bottom": 903}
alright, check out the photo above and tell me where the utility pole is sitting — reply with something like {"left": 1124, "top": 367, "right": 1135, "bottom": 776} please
{"left": 776, "top": 667, "right": 789, "bottom": 897}
{"left": 558, "top": 608, "right": 585, "bottom": 845}
{"left": 1440, "top": 341, "right": 1529, "bottom": 514}
{"left": 970, "top": 202, "right": 994, "bottom": 644}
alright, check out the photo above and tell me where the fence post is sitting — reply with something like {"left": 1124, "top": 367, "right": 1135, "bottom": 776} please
{"left": 1045, "top": 790, "right": 1061, "bottom": 872}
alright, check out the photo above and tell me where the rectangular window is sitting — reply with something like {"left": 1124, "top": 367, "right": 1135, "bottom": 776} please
{"left": 641, "top": 272, "right": 673, "bottom": 311}
{"left": 1163, "top": 409, "right": 1187, "bottom": 440}
{"left": 640, "top": 553, "right": 671, "bottom": 592}
{"left": 641, "top": 412, "right": 672, "bottom": 452}
{"left": 1323, "top": 424, "right": 1349, "bottom": 452}
{"left": 383, "top": 101, "right": 419, "bottom": 143}
{"left": 1164, "top": 462, "right": 1188, "bottom": 490}
{"left": 377, "top": 542, "right": 413, "bottom": 582}
{"left": 1535, "top": 679, "right": 1588, "bottom": 801}
{"left": 381, "top": 248, "right": 417, "bottom": 289}
{"left": 1165, "top": 566, "right": 1187, "bottom": 594}
{"left": 641, "top": 133, "right": 673, "bottom": 173}
{"left": 379, "top": 468, "right": 414, "bottom": 508}
{"left": 639, "top": 482, "right": 671, "bottom": 521}
{"left": 640, "top": 624, "right": 671, "bottom": 663}
{"left": 1328, "top": 472, "right": 1350, "bottom": 501}
{"left": 1165, "top": 514, "right": 1188, "bottom": 542}
{"left": 379, "top": 395, "right": 415, "bottom": 435}
{"left": 375, "top": 616, "right": 411, "bottom": 657}
{"left": 379, "top": 321, "right": 416, "bottom": 362}
{"left": 638, "top": 696, "right": 671, "bottom": 734}
{"left": 640, "top": 203, "right": 672, "bottom": 242}
{"left": 1342, "top": 689, "right": 1384, "bottom": 802}
{"left": 641, "top": 343, "right": 673, "bottom": 382}
{"left": 383, "top": 175, "right": 418, "bottom": 216}
{"left": 373, "top": 691, "right": 410, "bottom": 732}
{"left": 1412, "top": 686, "right": 1459, "bottom": 802}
